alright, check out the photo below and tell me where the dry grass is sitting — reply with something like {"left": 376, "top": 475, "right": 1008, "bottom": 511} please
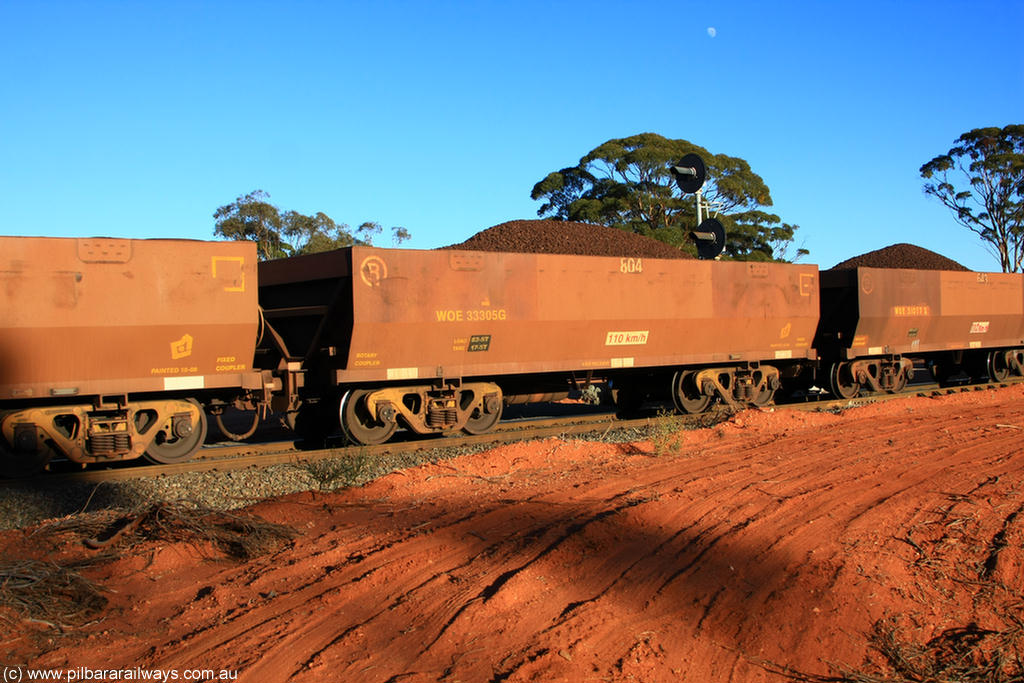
{"left": 39, "top": 501, "right": 298, "bottom": 561}
{"left": 757, "top": 486, "right": 1024, "bottom": 683}
{"left": 760, "top": 611, "right": 1023, "bottom": 682}
{"left": 3, "top": 503, "right": 296, "bottom": 636}
{"left": 295, "top": 452, "right": 373, "bottom": 490}
{"left": 864, "top": 613, "right": 1023, "bottom": 683}
{"left": 90, "top": 501, "right": 297, "bottom": 560}
{"left": 0, "top": 559, "right": 107, "bottom": 629}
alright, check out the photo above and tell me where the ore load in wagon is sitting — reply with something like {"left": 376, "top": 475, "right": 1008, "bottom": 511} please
{"left": 828, "top": 243, "right": 969, "bottom": 272}
{"left": 443, "top": 220, "right": 693, "bottom": 259}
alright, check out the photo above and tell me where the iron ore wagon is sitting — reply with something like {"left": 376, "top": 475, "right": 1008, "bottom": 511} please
{"left": 0, "top": 236, "right": 263, "bottom": 474}
{"left": 255, "top": 246, "right": 820, "bottom": 445}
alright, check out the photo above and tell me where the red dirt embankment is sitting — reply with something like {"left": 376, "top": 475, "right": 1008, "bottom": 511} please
{"left": 4, "top": 386, "right": 1024, "bottom": 682}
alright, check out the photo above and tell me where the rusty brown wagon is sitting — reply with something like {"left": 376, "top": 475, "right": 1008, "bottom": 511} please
{"left": 815, "top": 267, "right": 1024, "bottom": 397}
{"left": 0, "top": 237, "right": 263, "bottom": 474}
{"left": 255, "top": 246, "right": 820, "bottom": 445}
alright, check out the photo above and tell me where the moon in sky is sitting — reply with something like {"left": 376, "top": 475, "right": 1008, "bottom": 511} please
{"left": 707, "top": 27, "right": 717, "bottom": 38}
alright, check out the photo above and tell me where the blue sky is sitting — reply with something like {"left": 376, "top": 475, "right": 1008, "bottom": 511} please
{"left": 1, "top": 1, "right": 1021, "bottom": 271}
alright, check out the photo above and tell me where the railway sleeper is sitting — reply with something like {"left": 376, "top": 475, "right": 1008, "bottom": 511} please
{"left": 340, "top": 382, "right": 503, "bottom": 445}
{"left": 0, "top": 398, "right": 208, "bottom": 475}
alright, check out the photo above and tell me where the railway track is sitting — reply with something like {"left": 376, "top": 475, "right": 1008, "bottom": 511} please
{"left": 3, "top": 378, "right": 1018, "bottom": 488}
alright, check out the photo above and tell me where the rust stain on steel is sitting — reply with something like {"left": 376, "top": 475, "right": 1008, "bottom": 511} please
{"left": 0, "top": 237, "right": 259, "bottom": 400}
{"left": 820, "top": 267, "right": 1024, "bottom": 358}
{"left": 259, "top": 246, "right": 819, "bottom": 383}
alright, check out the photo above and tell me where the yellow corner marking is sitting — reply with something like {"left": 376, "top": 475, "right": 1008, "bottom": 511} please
{"left": 212, "top": 256, "right": 246, "bottom": 292}
{"left": 799, "top": 273, "right": 815, "bottom": 297}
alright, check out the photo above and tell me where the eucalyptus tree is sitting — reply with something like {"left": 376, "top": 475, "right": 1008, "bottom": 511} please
{"left": 531, "top": 133, "right": 805, "bottom": 261}
{"left": 920, "top": 125, "right": 1024, "bottom": 272}
{"left": 214, "top": 190, "right": 410, "bottom": 260}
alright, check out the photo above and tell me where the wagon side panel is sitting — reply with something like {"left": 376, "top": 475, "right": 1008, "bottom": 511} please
{"left": 0, "top": 237, "right": 259, "bottom": 401}
{"left": 339, "top": 247, "right": 819, "bottom": 383}
{"left": 827, "top": 267, "right": 1024, "bottom": 359}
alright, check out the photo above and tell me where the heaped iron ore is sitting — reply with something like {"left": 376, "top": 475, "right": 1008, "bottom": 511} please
{"left": 443, "top": 220, "right": 692, "bottom": 259}
{"left": 828, "top": 243, "right": 969, "bottom": 271}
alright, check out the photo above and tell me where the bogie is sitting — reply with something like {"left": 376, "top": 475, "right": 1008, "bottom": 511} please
{"left": 337, "top": 383, "right": 505, "bottom": 445}
{"left": 0, "top": 398, "right": 210, "bottom": 474}
{"left": 670, "top": 365, "right": 780, "bottom": 413}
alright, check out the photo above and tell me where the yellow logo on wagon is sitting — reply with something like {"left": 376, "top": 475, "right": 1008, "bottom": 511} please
{"left": 360, "top": 256, "right": 387, "bottom": 287}
{"left": 170, "top": 334, "right": 194, "bottom": 360}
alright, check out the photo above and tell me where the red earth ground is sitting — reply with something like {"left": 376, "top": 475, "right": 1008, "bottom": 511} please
{"left": 3, "top": 385, "right": 1024, "bottom": 682}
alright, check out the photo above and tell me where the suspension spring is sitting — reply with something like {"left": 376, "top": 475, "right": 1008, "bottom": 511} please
{"left": 90, "top": 433, "right": 131, "bottom": 456}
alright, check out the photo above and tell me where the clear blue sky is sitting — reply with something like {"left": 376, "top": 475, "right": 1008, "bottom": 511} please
{"left": 2, "top": 1, "right": 1021, "bottom": 271}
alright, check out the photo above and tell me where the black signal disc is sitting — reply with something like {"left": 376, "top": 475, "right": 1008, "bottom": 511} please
{"left": 671, "top": 153, "right": 707, "bottom": 193}
{"left": 692, "top": 218, "right": 725, "bottom": 260}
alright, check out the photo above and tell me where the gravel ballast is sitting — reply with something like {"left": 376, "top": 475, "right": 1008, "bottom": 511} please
{"left": 0, "top": 423, "right": 670, "bottom": 531}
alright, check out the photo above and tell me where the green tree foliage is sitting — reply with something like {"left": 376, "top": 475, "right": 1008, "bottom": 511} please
{"left": 213, "top": 190, "right": 411, "bottom": 260}
{"left": 530, "top": 133, "right": 806, "bottom": 261}
{"left": 920, "top": 125, "right": 1024, "bottom": 272}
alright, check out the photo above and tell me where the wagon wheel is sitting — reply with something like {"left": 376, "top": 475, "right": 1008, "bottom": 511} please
{"left": 672, "top": 370, "right": 712, "bottom": 414}
{"left": 340, "top": 389, "right": 397, "bottom": 446}
{"left": 463, "top": 406, "right": 502, "bottom": 435}
{"left": 749, "top": 380, "right": 776, "bottom": 407}
{"left": 887, "top": 367, "right": 909, "bottom": 393}
{"left": 987, "top": 351, "right": 1011, "bottom": 383}
{"left": 463, "top": 393, "right": 503, "bottom": 435}
{"left": 828, "top": 362, "right": 860, "bottom": 400}
{"left": 888, "top": 366, "right": 913, "bottom": 393}
{"left": 142, "top": 400, "right": 209, "bottom": 464}
{"left": 213, "top": 407, "right": 261, "bottom": 441}
{"left": 1012, "top": 349, "right": 1024, "bottom": 378}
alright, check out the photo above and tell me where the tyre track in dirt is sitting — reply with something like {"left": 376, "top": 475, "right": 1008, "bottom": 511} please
{"left": 194, "top": 393, "right": 1024, "bottom": 679}
{"left": 6, "top": 386, "right": 1024, "bottom": 682}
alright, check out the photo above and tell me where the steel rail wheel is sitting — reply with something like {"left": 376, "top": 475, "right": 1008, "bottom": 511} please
{"left": 888, "top": 366, "right": 909, "bottom": 393}
{"left": 987, "top": 350, "right": 1011, "bottom": 383}
{"left": 828, "top": 362, "right": 860, "bottom": 400}
{"left": 143, "top": 399, "right": 209, "bottom": 464}
{"left": 463, "top": 396, "right": 503, "bottom": 435}
{"left": 672, "top": 370, "right": 712, "bottom": 414}
{"left": 750, "top": 381, "right": 775, "bottom": 407}
{"left": 340, "top": 389, "right": 397, "bottom": 446}
{"left": 1013, "top": 349, "right": 1024, "bottom": 378}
